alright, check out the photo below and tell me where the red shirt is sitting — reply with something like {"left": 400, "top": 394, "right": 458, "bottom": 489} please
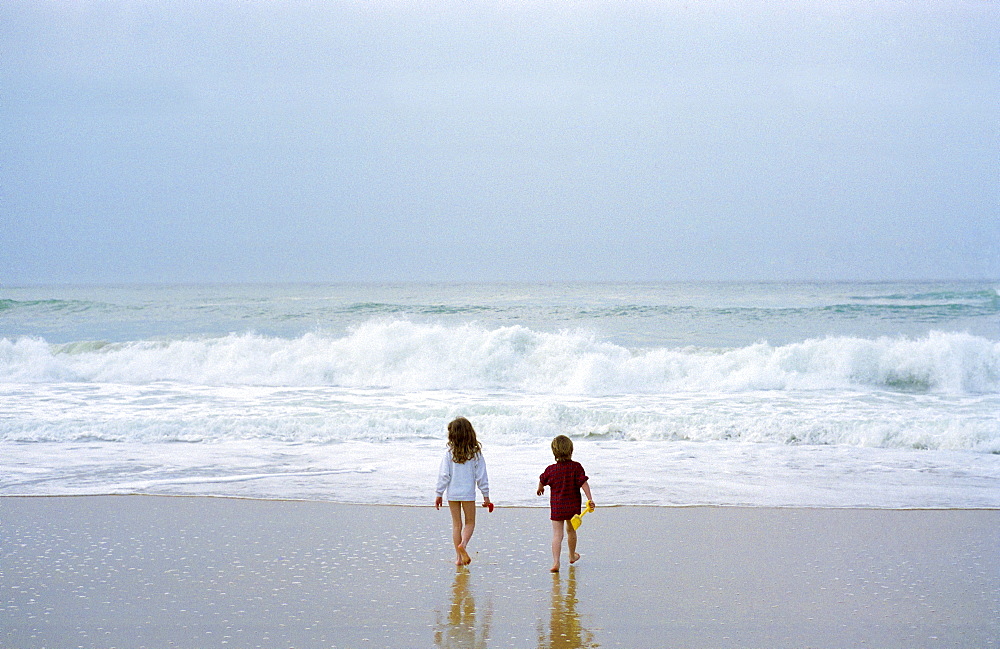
{"left": 539, "top": 460, "right": 589, "bottom": 521}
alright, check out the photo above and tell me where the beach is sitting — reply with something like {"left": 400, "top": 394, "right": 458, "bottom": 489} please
{"left": 2, "top": 496, "right": 997, "bottom": 649}
{"left": 5, "top": 0, "right": 999, "bottom": 641}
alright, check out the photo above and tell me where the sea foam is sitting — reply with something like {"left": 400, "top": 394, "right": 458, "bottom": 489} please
{"left": 1, "top": 322, "right": 998, "bottom": 395}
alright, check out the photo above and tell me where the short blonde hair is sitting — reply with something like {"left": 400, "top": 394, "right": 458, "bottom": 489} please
{"left": 551, "top": 435, "right": 573, "bottom": 462}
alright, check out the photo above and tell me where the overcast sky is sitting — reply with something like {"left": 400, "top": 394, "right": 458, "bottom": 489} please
{"left": 2, "top": 1, "right": 997, "bottom": 284}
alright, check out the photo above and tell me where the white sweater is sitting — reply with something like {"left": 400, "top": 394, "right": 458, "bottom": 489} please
{"left": 435, "top": 451, "right": 489, "bottom": 502}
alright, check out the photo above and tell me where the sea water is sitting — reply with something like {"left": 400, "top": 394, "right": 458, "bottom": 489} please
{"left": 1, "top": 282, "right": 998, "bottom": 508}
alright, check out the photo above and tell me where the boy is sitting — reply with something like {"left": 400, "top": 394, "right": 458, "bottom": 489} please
{"left": 537, "top": 435, "right": 595, "bottom": 572}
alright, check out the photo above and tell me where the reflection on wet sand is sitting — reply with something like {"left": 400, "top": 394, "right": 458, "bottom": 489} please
{"left": 539, "top": 569, "right": 597, "bottom": 649}
{"left": 435, "top": 569, "right": 492, "bottom": 648}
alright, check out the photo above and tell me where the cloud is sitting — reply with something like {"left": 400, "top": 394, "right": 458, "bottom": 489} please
{"left": 2, "top": 0, "right": 997, "bottom": 284}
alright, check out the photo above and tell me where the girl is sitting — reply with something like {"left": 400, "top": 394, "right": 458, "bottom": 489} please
{"left": 435, "top": 417, "right": 491, "bottom": 566}
{"left": 537, "top": 435, "right": 594, "bottom": 572}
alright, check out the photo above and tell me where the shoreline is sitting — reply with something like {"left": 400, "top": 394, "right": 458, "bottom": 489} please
{"left": 3, "top": 496, "right": 998, "bottom": 649}
{"left": 6, "top": 492, "right": 1000, "bottom": 511}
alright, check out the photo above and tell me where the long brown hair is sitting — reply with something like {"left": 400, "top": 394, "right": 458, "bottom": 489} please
{"left": 447, "top": 417, "right": 481, "bottom": 464}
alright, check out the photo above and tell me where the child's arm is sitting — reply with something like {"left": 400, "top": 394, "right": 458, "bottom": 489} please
{"left": 475, "top": 454, "right": 490, "bottom": 505}
{"left": 435, "top": 454, "right": 451, "bottom": 510}
{"left": 536, "top": 481, "right": 545, "bottom": 496}
{"left": 581, "top": 480, "right": 595, "bottom": 510}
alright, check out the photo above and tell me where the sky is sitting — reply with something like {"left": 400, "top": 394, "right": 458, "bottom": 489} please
{"left": 2, "top": 0, "right": 998, "bottom": 284}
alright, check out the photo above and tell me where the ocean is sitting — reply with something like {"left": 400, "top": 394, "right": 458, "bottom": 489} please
{"left": 1, "top": 281, "right": 998, "bottom": 509}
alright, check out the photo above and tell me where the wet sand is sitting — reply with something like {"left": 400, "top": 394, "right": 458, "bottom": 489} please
{"left": 1, "top": 496, "right": 997, "bottom": 648}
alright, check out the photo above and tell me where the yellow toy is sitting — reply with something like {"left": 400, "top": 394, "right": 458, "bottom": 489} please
{"left": 570, "top": 501, "right": 595, "bottom": 530}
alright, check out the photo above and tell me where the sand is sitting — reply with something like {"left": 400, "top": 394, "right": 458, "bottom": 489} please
{"left": 1, "top": 496, "right": 997, "bottom": 649}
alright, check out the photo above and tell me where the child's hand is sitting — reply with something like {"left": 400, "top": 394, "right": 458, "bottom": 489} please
{"left": 482, "top": 498, "right": 494, "bottom": 513}
{"left": 587, "top": 500, "right": 595, "bottom": 512}
{"left": 435, "top": 496, "right": 443, "bottom": 510}
{"left": 537, "top": 486, "right": 544, "bottom": 496}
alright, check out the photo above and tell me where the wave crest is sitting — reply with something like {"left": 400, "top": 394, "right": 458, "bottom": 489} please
{"left": 1, "top": 323, "right": 997, "bottom": 394}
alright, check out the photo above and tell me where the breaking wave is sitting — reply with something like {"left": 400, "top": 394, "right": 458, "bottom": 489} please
{"left": 2, "top": 321, "right": 997, "bottom": 395}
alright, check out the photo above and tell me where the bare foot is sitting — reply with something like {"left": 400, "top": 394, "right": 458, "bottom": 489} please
{"left": 570, "top": 552, "right": 581, "bottom": 564}
{"left": 458, "top": 545, "right": 472, "bottom": 565}
{"left": 550, "top": 565, "right": 560, "bottom": 573}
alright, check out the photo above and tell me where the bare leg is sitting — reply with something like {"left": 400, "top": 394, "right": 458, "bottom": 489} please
{"left": 566, "top": 520, "right": 581, "bottom": 564}
{"left": 449, "top": 501, "right": 465, "bottom": 565}
{"left": 550, "top": 519, "right": 565, "bottom": 572}
{"left": 458, "top": 501, "right": 476, "bottom": 565}
{"left": 449, "top": 501, "right": 476, "bottom": 565}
